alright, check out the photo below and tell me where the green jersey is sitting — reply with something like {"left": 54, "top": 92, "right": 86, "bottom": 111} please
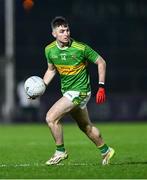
{"left": 45, "top": 39, "right": 99, "bottom": 93}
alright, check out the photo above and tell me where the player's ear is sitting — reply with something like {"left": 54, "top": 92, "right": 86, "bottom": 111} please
{"left": 52, "top": 31, "right": 56, "bottom": 38}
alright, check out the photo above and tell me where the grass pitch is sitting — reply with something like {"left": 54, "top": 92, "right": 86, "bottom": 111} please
{"left": 0, "top": 122, "right": 147, "bottom": 179}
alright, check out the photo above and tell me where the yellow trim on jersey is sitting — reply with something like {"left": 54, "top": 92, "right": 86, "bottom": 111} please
{"left": 72, "top": 42, "right": 85, "bottom": 51}
{"left": 55, "top": 62, "right": 86, "bottom": 75}
{"left": 46, "top": 41, "right": 56, "bottom": 49}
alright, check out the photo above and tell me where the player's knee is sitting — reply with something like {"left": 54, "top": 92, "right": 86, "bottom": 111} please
{"left": 85, "top": 125, "right": 92, "bottom": 134}
{"left": 46, "top": 114, "right": 54, "bottom": 127}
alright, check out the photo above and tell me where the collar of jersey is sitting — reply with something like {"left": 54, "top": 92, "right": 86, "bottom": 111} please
{"left": 56, "top": 41, "right": 69, "bottom": 50}
{"left": 56, "top": 39, "right": 73, "bottom": 50}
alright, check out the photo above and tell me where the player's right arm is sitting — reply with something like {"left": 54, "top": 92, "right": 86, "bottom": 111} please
{"left": 43, "top": 63, "right": 56, "bottom": 86}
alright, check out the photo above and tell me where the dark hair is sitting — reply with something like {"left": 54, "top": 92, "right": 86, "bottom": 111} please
{"left": 51, "top": 16, "right": 68, "bottom": 30}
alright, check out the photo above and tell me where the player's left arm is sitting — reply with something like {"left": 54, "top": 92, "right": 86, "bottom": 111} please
{"left": 95, "top": 56, "right": 106, "bottom": 104}
{"left": 84, "top": 44, "right": 106, "bottom": 104}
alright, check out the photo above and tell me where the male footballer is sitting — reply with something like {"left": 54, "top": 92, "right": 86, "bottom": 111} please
{"left": 42, "top": 16, "right": 115, "bottom": 165}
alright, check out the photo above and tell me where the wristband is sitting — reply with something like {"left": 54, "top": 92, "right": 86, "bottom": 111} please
{"left": 99, "top": 82, "right": 105, "bottom": 88}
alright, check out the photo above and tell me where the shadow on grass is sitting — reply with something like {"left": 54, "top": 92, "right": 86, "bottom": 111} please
{"left": 1, "top": 161, "right": 147, "bottom": 168}
{"left": 112, "top": 161, "right": 147, "bottom": 165}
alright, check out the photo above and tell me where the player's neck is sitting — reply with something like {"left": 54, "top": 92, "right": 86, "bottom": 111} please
{"left": 56, "top": 40, "right": 71, "bottom": 48}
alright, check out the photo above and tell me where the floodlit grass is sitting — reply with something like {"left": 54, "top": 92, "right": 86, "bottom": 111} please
{"left": 0, "top": 122, "right": 147, "bottom": 179}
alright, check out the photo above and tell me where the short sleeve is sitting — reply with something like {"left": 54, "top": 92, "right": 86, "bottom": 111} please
{"left": 45, "top": 47, "right": 53, "bottom": 64}
{"left": 84, "top": 44, "right": 99, "bottom": 63}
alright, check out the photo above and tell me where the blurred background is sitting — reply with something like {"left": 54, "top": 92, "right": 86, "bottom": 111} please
{"left": 0, "top": 0, "right": 147, "bottom": 123}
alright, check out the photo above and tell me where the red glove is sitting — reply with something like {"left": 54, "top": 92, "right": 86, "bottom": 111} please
{"left": 96, "top": 87, "right": 106, "bottom": 104}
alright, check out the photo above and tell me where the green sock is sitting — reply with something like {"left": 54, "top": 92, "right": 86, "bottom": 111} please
{"left": 56, "top": 144, "right": 65, "bottom": 152}
{"left": 98, "top": 144, "right": 109, "bottom": 155}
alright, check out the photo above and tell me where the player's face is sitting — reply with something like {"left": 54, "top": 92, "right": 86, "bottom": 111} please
{"left": 52, "top": 25, "right": 70, "bottom": 45}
